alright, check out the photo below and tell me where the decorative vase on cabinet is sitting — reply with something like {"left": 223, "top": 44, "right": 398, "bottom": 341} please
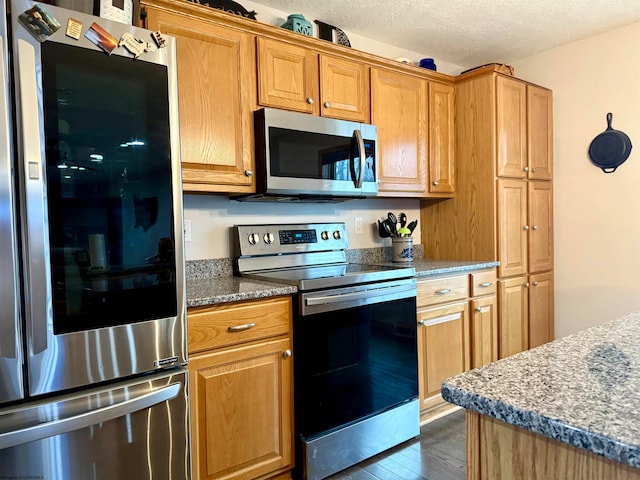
{"left": 281, "top": 13, "right": 312, "bottom": 36}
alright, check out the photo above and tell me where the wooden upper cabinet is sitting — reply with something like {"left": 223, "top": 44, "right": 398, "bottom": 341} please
{"left": 257, "top": 37, "right": 319, "bottom": 114}
{"left": 496, "top": 76, "right": 527, "bottom": 178}
{"left": 257, "top": 37, "right": 369, "bottom": 122}
{"left": 143, "top": 7, "right": 256, "bottom": 193}
{"left": 428, "top": 81, "right": 455, "bottom": 194}
{"left": 527, "top": 85, "right": 553, "bottom": 180}
{"left": 528, "top": 181, "right": 553, "bottom": 273}
{"left": 371, "top": 68, "right": 428, "bottom": 195}
{"left": 497, "top": 178, "right": 528, "bottom": 278}
{"left": 319, "top": 54, "right": 370, "bottom": 122}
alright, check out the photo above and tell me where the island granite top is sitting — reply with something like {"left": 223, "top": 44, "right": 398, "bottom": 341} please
{"left": 441, "top": 311, "right": 640, "bottom": 468}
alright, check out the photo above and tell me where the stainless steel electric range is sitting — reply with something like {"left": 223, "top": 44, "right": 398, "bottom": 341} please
{"left": 234, "top": 223, "right": 420, "bottom": 480}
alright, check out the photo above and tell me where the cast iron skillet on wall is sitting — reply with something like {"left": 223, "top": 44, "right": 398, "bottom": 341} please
{"left": 588, "top": 112, "right": 633, "bottom": 173}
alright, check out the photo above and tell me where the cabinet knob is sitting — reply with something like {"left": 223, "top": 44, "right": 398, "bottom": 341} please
{"left": 433, "top": 180, "right": 439, "bottom": 186}
{"left": 418, "top": 320, "right": 426, "bottom": 326}
{"left": 475, "top": 307, "right": 482, "bottom": 313}
{"left": 524, "top": 166, "right": 529, "bottom": 172}
{"left": 283, "top": 349, "right": 292, "bottom": 359}
{"left": 532, "top": 225, "right": 538, "bottom": 230}
{"left": 532, "top": 167, "right": 537, "bottom": 173}
{"left": 307, "top": 97, "right": 314, "bottom": 104}
{"left": 324, "top": 101, "right": 331, "bottom": 108}
{"left": 525, "top": 282, "right": 530, "bottom": 288}
{"left": 523, "top": 225, "right": 529, "bottom": 231}
{"left": 533, "top": 281, "right": 539, "bottom": 286}
{"left": 244, "top": 169, "right": 253, "bottom": 177}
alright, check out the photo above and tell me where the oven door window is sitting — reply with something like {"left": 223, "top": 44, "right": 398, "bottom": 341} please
{"left": 294, "top": 296, "right": 418, "bottom": 438}
{"left": 41, "top": 41, "right": 176, "bottom": 334}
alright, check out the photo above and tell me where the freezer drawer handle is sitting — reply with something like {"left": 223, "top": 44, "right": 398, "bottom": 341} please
{"left": 0, "top": 382, "right": 181, "bottom": 450}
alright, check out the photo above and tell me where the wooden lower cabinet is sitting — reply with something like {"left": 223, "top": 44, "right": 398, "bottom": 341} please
{"left": 187, "top": 297, "right": 293, "bottom": 480}
{"left": 417, "top": 269, "right": 498, "bottom": 422}
{"left": 467, "top": 411, "right": 640, "bottom": 480}
{"left": 498, "top": 276, "right": 529, "bottom": 359}
{"left": 470, "top": 295, "right": 498, "bottom": 369}
{"left": 418, "top": 302, "right": 470, "bottom": 405}
{"left": 529, "top": 272, "right": 554, "bottom": 349}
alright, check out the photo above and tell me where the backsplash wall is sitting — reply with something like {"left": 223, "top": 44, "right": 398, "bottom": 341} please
{"left": 183, "top": 194, "right": 421, "bottom": 260}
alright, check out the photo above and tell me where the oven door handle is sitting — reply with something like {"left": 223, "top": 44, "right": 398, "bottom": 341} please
{"left": 0, "top": 382, "right": 181, "bottom": 450}
{"left": 303, "top": 281, "right": 416, "bottom": 314}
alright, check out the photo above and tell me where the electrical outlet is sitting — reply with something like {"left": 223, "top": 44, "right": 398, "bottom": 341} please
{"left": 183, "top": 219, "right": 192, "bottom": 242}
{"left": 354, "top": 216, "right": 363, "bottom": 235}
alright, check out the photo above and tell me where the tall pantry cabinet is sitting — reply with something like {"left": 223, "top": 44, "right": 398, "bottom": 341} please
{"left": 421, "top": 66, "right": 554, "bottom": 359}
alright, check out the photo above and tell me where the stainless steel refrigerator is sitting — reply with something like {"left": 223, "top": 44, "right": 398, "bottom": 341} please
{"left": 0, "top": 0, "right": 190, "bottom": 478}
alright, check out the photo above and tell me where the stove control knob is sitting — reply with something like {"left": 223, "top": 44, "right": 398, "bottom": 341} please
{"left": 247, "top": 233, "right": 260, "bottom": 245}
{"left": 333, "top": 230, "right": 341, "bottom": 240}
{"left": 321, "top": 231, "right": 329, "bottom": 241}
{"left": 263, "top": 232, "right": 274, "bottom": 244}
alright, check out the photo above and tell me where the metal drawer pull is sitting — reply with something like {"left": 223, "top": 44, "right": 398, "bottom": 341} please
{"left": 227, "top": 323, "right": 256, "bottom": 332}
{"left": 435, "top": 288, "right": 452, "bottom": 295}
{"left": 478, "top": 282, "right": 493, "bottom": 288}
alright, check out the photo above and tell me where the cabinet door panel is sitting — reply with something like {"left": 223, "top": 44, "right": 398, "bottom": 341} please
{"left": 257, "top": 37, "right": 318, "bottom": 114}
{"left": 371, "top": 68, "right": 428, "bottom": 195}
{"left": 417, "top": 302, "right": 470, "bottom": 404}
{"left": 428, "top": 82, "right": 455, "bottom": 193}
{"left": 527, "top": 85, "right": 553, "bottom": 180}
{"left": 496, "top": 76, "right": 527, "bottom": 178}
{"left": 497, "top": 179, "right": 528, "bottom": 278}
{"left": 528, "top": 181, "right": 553, "bottom": 273}
{"left": 529, "top": 272, "right": 554, "bottom": 348}
{"left": 498, "top": 276, "right": 529, "bottom": 358}
{"left": 189, "top": 338, "right": 292, "bottom": 480}
{"left": 471, "top": 296, "right": 498, "bottom": 369}
{"left": 144, "top": 8, "right": 255, "bottom": 193}
{"left": 320, "top": 55, "right": 369, "bottom": 122}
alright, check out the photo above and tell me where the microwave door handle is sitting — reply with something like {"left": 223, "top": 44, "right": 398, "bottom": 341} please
{"left": 16, "top": 39, "right": 50, "bottom": 354}
{"left": 353, "top": 129, "right": 365, "bottom": 188}
{"left": 0, "top": 36, "right": 17, "bottom": 358}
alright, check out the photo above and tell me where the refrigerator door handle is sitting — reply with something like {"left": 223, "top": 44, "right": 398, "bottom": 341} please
{"left": 0, "top": 381, "right": 181, "bottom": 450}
{"left": 16, "top": 38, "right": 50, "bottom": 354}
{"left": 0, "top": 36, "right": 17, "bottom": 359}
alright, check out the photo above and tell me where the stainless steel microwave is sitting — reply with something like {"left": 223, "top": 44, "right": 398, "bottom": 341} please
{"left": 238, "top": 108, "right": 378, "bottom": 202}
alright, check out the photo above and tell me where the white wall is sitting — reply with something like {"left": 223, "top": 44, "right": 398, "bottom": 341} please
{"left": 240, "top": 0, "right": 464, "bottom": 76}
{"left": 512, "top": 21, "right": 640, "bottom": 338}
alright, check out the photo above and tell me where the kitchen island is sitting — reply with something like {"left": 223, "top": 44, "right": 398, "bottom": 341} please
{"left": 442, "top": 311, "right": 640, "bottom": 480}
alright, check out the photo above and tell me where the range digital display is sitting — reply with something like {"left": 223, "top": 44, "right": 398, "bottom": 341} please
{"left": 279, "top": 229, "right": 318, "bottom": 244}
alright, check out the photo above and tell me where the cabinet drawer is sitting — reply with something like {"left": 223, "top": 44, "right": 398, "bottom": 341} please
{"left": 470, "top": 270, "right": 498, "bottom": 297}
{"left": 188, "top": 296, "right": 291, "bottom": 354}
{"left": 417, "top": 275, "right": 468, "bottom": 307}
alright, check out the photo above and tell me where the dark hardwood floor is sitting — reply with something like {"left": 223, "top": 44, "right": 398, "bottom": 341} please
{"left": 325, "top": 409, "right": 466, "bottom": 480}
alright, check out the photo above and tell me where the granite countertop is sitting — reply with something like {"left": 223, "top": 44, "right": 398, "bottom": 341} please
{"left": 442, "top": 312, "right": 640, "bottom": 468}
{"left": 186, "top": 276, "right": 297, "bottom": 308}
{"left": 185, "top": 254, "right": 499, "bottom": 307}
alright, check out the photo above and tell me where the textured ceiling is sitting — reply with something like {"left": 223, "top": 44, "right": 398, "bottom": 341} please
{"left": 250, "top": 0, "right": 640, "bottom": 67}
